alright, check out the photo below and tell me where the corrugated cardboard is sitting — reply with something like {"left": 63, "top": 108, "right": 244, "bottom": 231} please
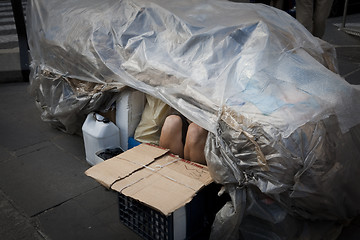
{"left": 85, "top": 143, "right": 213, "bottom": 216}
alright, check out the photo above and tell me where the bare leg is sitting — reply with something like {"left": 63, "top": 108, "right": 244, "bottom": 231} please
{"left": 184, "top": 123, "right": 208, "bottom": 165}
{"left": 159, "top": 115, "right": 184, "bottom": 158}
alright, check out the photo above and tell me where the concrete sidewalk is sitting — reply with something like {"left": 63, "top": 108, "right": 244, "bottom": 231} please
{"left": 0, "top": 83, "right": 142, "bottom": 240}
{"left": 0, "top": 12, "right": 360, "bottom": 240}
{"left": 324, "top": 13, "right": 360, "bottom": 85}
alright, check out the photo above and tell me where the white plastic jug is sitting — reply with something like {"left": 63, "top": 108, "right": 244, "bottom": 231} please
{"left": 82, "top": 112, "right": 121, "bottom": 166}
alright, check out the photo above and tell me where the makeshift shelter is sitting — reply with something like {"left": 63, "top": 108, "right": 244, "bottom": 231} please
{"left": 27, "top": 0, "right": 360, "bottom": 239}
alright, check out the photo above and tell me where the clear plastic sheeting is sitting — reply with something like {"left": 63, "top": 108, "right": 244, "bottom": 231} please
{"left": 206, "top": 113, "right": 360, "bottom": 239}
{"left": 28, "top": 67, "right": 123, "bottom": 133}
{"left": 26, "top": 0, "right": 360, "bottom": 238}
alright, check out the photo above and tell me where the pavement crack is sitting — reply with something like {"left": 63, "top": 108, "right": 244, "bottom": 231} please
{"left": 30, "top": 185, "right": 100, "bottom": 218}
{"left": 15, "top": 141, "right": 53, "bottom": 157}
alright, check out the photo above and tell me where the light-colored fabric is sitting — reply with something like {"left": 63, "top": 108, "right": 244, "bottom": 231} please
{"left": 296, "top": 0, "right": 334, "bottom": 38}
{"left": 134, "top": 95, "right": 172, "bottom": 145}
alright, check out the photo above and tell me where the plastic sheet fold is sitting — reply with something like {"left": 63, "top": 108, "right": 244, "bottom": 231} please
{"left": 27, "top": 0, "right": 360, "bottom": 238}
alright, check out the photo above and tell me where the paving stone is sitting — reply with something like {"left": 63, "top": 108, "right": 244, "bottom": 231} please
{"left": 0, "top": 83, "right": 62, "bottom": 151}
{"left": 337, "top": 46, "right": 360, "bottom": 64}
{"left": 324, "top": 25, "right": 360, "bottom": 46}
{"left": 0, "top": 145, "right": 14, "bottom": 165}
{"left": 325, "top": 16, "right": 360, "bottom": 46}
{"left": 52, "top": 133, "right": 86, "bottom": 163}
{"left": 0, "top": 83, "right": 37, "bottom": 120}
{"left": 36, "top": 185, "right": 142, "bottom": 240}
{"left": 14, "top": 141, "right": 53, "bottom": 158}
{"left": 323, "top": 15, "right": 360, "bottom": 86}
{"left": 0, "top": 113, "right": 54, "bottom": 151}
{"left": 0, "top": 143, "right": 98, "bottom": 217}
{"left": 71, "top": 186, "right": 118, "bottom": 216}
{"left": 37, "top": 199, "right": 126, "bottom": 240}
{"left": 337, "top": 58, "right": 359, "bottom": 76}
{"left": 0, "top": 190, "right": 44, "bottom": 240}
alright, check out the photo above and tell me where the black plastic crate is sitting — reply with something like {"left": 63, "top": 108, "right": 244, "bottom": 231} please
{"left": 118, "top": 183, "right": 227, "bottom": 240}
{"left": 118, "top": 193, "right": 174, "bottom": 240}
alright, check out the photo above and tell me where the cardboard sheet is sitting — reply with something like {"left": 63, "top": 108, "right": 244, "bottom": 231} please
{"left": 85, "top": 143, "right": 213, "bottom": 215}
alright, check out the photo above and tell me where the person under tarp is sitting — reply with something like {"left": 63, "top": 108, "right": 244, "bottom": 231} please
{"left": 134, "top": 94, "right": 208, "bottom": 165}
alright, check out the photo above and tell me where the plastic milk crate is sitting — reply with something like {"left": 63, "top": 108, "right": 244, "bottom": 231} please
{"left": 117, "top": 183, "right": 226, "bottom": 240}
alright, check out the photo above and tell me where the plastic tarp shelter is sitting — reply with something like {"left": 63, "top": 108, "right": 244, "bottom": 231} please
{"left": 26, "top": 0, "right": 360, "bottom": 239}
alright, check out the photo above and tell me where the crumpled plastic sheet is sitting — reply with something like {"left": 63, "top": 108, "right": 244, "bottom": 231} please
{"left": 28, "top": 67, "right": 123, "bottom": 133}
{"left": 27, "top": 0, "right": 360, "bottom": 238}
